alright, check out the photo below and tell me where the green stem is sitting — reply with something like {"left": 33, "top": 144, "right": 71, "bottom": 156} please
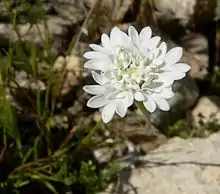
{"left": 81, "top": 120, "right": 101, "bottom": 145}
{"left": 3, "top": 127, "right": 7, "bottom": 148}
{"left": 136, "top": 101, "right": 151, "bottom": 130}
{"left": 16, "top": 139, "right": 23, "bottom": 160}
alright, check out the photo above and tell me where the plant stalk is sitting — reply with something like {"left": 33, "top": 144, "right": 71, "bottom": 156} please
{"left": 136, "top": 101, "right": 151, "bottom": 130}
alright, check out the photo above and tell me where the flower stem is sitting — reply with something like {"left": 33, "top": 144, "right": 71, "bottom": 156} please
{"left": 136, "top": 102, "right": 151, "bottom": 130}
{"left": 81, "top": 120, "right": 101, "bottom": 145}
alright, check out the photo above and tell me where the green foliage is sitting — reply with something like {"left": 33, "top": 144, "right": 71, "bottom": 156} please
{"left": 0, "top": 2, "right": 119, "bottom": 194}
{"left": 165, "top": 119, "right": 191, "bottom": 138}
{"left": 211, "top": 67, "right": 220, "bottom": 96}
{"left": 4, "top": 0, "right": 46, "bottom": 24}
{"left": 166, "top": 115, "right": 220, "bottom": 139}
{"left": 0, "top": 181, "right": 16, "bottom": 194}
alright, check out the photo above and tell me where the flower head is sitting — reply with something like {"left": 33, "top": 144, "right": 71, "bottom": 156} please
{"left": 83, "top": 26, "right": 190, "bottom": 123}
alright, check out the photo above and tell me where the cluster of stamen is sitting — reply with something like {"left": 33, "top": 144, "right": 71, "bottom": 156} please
{"left": 113, "top": 48, "right": 158, "bottom": 91}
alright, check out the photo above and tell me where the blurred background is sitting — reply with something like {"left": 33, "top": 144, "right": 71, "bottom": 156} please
{"left": 0, "top": 0, "right": 220, "bottom": 194}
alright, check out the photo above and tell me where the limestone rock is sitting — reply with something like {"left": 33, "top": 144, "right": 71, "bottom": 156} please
{"left": 192, "top": 96, "right": 220, "bottom": 126}
{"left": 101, "top": 132, "right": 220, "bottom": 194}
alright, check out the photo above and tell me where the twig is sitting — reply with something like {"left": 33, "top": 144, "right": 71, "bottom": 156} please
{"left": 71, "top": 0, "right": 100, "bottom": 54}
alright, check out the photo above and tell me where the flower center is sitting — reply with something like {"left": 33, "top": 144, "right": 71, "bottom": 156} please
{"left": 113, "top": 48, "right": 151, "bottom": 91}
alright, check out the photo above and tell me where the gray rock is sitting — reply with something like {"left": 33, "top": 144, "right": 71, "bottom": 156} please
{"left": 93, "top": 147, "right": 115, "bottom": 164}
{"left": 0, "top": 1, "right": 85, "bottom": 57}
{"left": 150, "top": 76, "right": 199, "bottom": 129}
{"left": 180, "top": 32, "right": 209, "bottom": 79}
{"left": 10, "top": 71, "right": 46, "bottom": 91}
{"left": 84, "top": 0, "right": 135, "bottom": 21}
{"left": 101, "top": 132, "right": 220, "bottom": 194}
{"left": 152, "top": 0, "right": 196, "bottom": 29}
{"left": 157, "top": 24, "right": 209, "bottom": 79}
{"left": 181, "top": 50, "right": 208, "bottom": 79}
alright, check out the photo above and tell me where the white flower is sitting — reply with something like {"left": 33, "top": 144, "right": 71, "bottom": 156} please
{"left": 83, "top": 26, "right": 191, "bottom": 123}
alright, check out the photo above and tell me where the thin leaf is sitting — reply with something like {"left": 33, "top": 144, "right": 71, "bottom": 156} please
{"left": 0, "top": 71, "right": 20, "bottom": 140}
{"left": 33, "top": 135, "right": 40, "bottom": 161}
{"left": 42, "top": 181, "right": 59, "bottom": 194}
{"left": 54, "top": 160, "right": 67, "bottom": 181}
{"left": 30, "top": 43, "right": 38, "bottom": 77}
{"left": 81, "top": 121, "right": 101, "bottom": 145}
{"left": 22, "top": 147, "right": 33, "bottom": 164}
{"left": 36, "top": 87, "right": 42, "bottom": 119}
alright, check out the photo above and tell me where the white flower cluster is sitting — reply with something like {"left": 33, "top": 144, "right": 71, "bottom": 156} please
{"left": 83, "top": 26, "right": 190, "bottom": 123}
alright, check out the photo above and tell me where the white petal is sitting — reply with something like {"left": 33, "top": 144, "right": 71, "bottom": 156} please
{"left": 159, "top": 42, "right": 167, "bottom": 57}
{"left": 116, "top": 91, "right": 133, "bottom": 99}
{"left": 159, "top": 88, "right": 175, "bottom": 99}
{"left": 106, "top": 91, "right": 121, "bottom": 100}
{"left": 172, "top": 73, "right": 186, "bottom": 80}
{"left": 125, "top": 91, "right": 134, "bottom": 107}
{"left": 116, "top": 100, "right": 127, "bottom": 118}
{"left": 87, "top": 95, "right": 108, "bottom": 108}
{"left": 147, "top": 81, "right": 163, "bottom": 89}
{"left": 104, "top": 71, "right": 115, "bottom": 80}
{"left": 101, "top": 101, "right": 117, "bottom": 123}
{"left": 143, "top": 99, "right": 156, "bottom": 113}
{"left": 120, "top": 31, "right": 130, "bottom": 44}
{"left": 128, "top": 26, "right": 139, "bottom": 45}
{"left": 157, "top": 74, "right": 174, "bottom": 86}
{"left": 89, "top": 44, "right": 105, "bottom": 53}
{"left": 153, "top": 58, "right": 163, "bottom": 66}
{"left": 84, "top": 60, "right": 115, "bottom": 71}
{"left": 134, "top": 91, "right": 145, "bottom": 101}
{"left": 108, "top": 91, "right": 134, "bottom": 107}
{"left": 83, "top": 85, "right": 106, "bottom": 95}
{"left": 83, "top": 51, "right": 106, "bottom": 59}
{"left": 139, "top": 26, "right": 152, "bottom": 42}
{"left": 92, "top": 71, "right": 108, "bottom": 85}
{"left": 110, "top": 26, "right": 130, "bottom": 47}
{"left": 145, "top": 36, "right": 161, "bottom": 49}
{"left": 154, "top": 97, "right": 170, "bottom": 111}
{"left": 110, "top": 27, "right": 121, "bottom": 45}
{"left": 101, "top": 34, "right": 111, "bottom": 48}
{"left": 166, "top": 71, "right": 186, "bottom": 80}
{"left": 165, "top": 47, "right": 182, "bottom": 65}
{"left": 84, "top": 60, "right": 104, "bottom": 70}
{"left": 173, "top": 63, "right": 191, "bottom": 72}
